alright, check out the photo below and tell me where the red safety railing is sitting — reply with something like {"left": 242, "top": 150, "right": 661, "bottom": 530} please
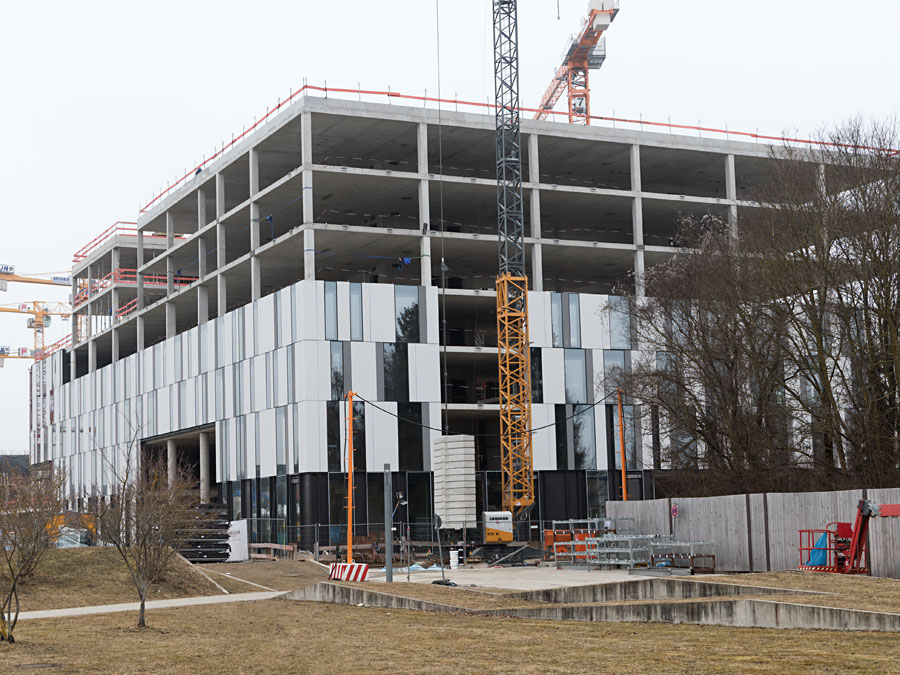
{"left": 115, "top": 298, "right": 138, "bottom": 320}
{"left": 72, "top": 268, "right": 198, "bottom": 308}
{"left": 36, "top": 334, "right": 72, "bottom": 362}
{"left": 136, "top": 83, "right": 900, "bottom": 217}
{"left": 72, "top": 222, "right": 137, "bottom": 264}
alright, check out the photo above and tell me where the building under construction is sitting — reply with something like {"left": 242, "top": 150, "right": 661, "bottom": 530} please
{"left": 29, "top": 92, "right": 780, "bottom": 538}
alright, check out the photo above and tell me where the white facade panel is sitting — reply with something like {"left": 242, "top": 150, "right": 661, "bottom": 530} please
{"left": 542, "top": 348, "right": 565, "bottom": 404}
{"left": 579, "top": 294, "right": 607, "bottom": 350}
{"left": 258, "top": 408, "right": 277, "bottom": 478}
{"left": 349, "top": 342, "right": 377, "bottom": 401}
{"left": 367, "top": 284, "right": 395, "bottom": 343}
{"left": 298, "top": 400, "right": 324, "bottom": 472}
{"left": 257, "top": 294, "right": 276, "bottom": 354}
{"left": 531, "top": 403, "right": 556, "bottom": 470}
{"left": 426, "top": 286, "right": 439, "bottom": 344}
{"left": 409, "top": 343, "right": 440, "bottom": 402}
{"left": 278, "top": 288, "right": 292, "bottom": 347}
{"left": 529, "top": 291, "right": 551, "bottom": 348}
{"left": 337, "top": 282, "right": 350, "bottom": 342}
{"left": 368, "top": 401, "right": 398, "bottom": 470}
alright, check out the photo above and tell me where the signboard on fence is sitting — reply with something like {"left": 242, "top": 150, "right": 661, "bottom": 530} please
{"left": 227, "top": 519, "right": 249, "bottom": 562}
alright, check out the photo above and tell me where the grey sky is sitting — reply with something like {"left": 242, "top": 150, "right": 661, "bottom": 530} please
{"left": 1, "top": 0, "right": 897, "bottom": 451}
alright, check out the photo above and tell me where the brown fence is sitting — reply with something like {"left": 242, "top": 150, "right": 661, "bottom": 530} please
{"left": 606, "top": 487, "right": 900, "bottom": 577}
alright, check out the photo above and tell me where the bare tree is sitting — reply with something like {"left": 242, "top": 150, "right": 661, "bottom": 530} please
{"left": 0, "top": 467, "right": 67, "bottom": 643}
{"left": 89, "top": 442, "right": 204, "bottom": 628}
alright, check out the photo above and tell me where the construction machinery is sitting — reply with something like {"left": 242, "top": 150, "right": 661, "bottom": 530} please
{"left": 534, "top": 1, "right": 619, "bottom": 125}
{"left": 798, "top": 500, "right": 900, "bottom": 574}
{"left": 493, "top": 0, "right": 535, "bottom": 530}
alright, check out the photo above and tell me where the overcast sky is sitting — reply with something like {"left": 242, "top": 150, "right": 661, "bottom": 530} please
{"left": 0, "top": 0, "right": 897, "bottom": 453}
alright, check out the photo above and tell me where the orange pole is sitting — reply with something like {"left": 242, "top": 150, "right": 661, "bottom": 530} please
{"left": 616, "top": 388, "right": 628, "bottom": 501}
{"left": 346, "top": 391, "right": 355, "bottom": 563}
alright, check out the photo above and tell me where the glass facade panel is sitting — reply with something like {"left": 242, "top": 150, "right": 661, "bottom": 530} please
{"left": 350, "top": 283, "right": 363, "bottom": 341}
{"left": 564, "top": 349, "right": 587, "bottom": 403}
{"left": 351, "top": 401, "right": 366, "bottom": 471}
{"left": 573, "top": 403, "right": 596, "bottom": 469}
{"left": 610, "top": 404, "right": 637, "bottom": 470}
{"left": 531, "top": 347, "right": 543, "bottom": 403}
{"left": 550, "top": 293, "right": 563, "bottom": 347}
{"left": 603, "top": 350, "right": 626, "bottom": 395}
{"left": 394, "top": 285, "right": 420, "bottom": 343}
{"left": 609, "top": 296, "right": 631, "bottom": 349}
{"left": 568, "top": 294, "right": 581, "bottom": 348}
{"left": 330, "top": 342, "right": 344, "bottom": 401}
{"left": 324, "top": 281, "right": 338, "bottom": 340}
{"left": 275, "top": 406, "right": 287, "bottom": 474}
{"left": 555, "top": 404, "right": 568, "bottom": 469}
{"left": 326, "top": 401, "right": 341, "bottom": 472}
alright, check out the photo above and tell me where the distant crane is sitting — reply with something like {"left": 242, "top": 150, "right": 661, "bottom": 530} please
{"left": 534, "top": 0, "right": 619, "bottom": 125}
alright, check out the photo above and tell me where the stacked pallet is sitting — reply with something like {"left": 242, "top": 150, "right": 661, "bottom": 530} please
{"left": 433, "top": 435, "right": 477, "bottom": 530}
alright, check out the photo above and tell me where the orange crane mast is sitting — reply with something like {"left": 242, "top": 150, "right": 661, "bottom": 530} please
{"left": 534, "top": 1, "right": 619, "bottom": 125}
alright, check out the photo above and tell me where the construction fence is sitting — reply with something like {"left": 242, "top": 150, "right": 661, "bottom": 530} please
{"left": 605, "top": 487, "right": 900, "bottom": 577}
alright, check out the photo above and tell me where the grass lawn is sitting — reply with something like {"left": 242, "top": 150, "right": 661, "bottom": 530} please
{"left": 12, "top": 548, "right": 219, "bottom": 611}
{"left": 1, "top": 598, "right": 899, "bottom": 674}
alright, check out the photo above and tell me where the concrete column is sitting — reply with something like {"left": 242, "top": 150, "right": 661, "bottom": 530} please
{"left": 301, "top": 112, "right": 315, "bottom": 280}
{"left": 69, "top": 351, "right": 77, "bottom": 382}
{"left": 136, "top": 229, "right": 145, "bottom": 311}
{"left": 197, "top": 285, "right": 209, "bottom": 325}
{"left": 197, "top": 188, "right": 207, "bottom": 232}
{"left": 166, "top": 211, "right": 175, "bottom": 249}
{"left": 303, "top": 228, "right": 315, "bottom": 281}
{"left": 249, "top": 148, "right": 260, "bottom": 196}
{"left": 199, "top": 431, "right": 210, "bottom": 503}
{"left": 166, "top": 257, "right": 175, "bottom": 296}
{"left": 418, "top": 127, "right": 432, "bottom": 286}
{"left": 417, "top": 122, "right": 428, "bottom": 174}
{"left": 216, "top": 173, "right": 226, "bottom": 219}
{"left": 725, "top": 154, "right": 737, "bottom": 235}
{"left": 530, "top": 243, "right": 543, "bottom": 292}
{"left": 165, "top": 302, "right": 176, "bottom": 339}
{"left": 88, "top": 340, "right": 97, "bottom": 373}
{"left": 217, "top": 275, "right": 227, "bottom": 317}
{"left": 420, "top": 236, "right": 431, "bottom": 286}
{"left": 250, "top": 202, "right": 261, "bottom": 300}
{"left": 167, "top": 439, "right": 177, "bottom": 486}
{"left": 136, "top": 315, "right": 145, "bottom": 351}
{"left": 631, "top": 144, "right": 646, "bottom": 298}
{"left": 111, "top": 329, "right": 119, "bottom": 363}
{"left": 197, "top": 236, "right": 208, "bottom": 277}
{"left": 86, "top": 266, "right": 93, "bottom": 339}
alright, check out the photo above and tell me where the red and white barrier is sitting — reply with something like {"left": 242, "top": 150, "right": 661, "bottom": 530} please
{"left": 329, "top": 562, "right": 369, "bottom": 581}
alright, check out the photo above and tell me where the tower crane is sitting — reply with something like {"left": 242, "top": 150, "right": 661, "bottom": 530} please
{"left": 493, "top": 0, "right": 534, "bottom": 529}
{"left": 534, "top": 1, "right": 619, "bottom": 125}
{"left": 0, "top": 302, "right": 72, "bottom": 360}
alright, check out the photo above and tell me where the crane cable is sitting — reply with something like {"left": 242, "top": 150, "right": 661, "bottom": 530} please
{"left": 435, "top": 0, "right": 450, "bottom": 436}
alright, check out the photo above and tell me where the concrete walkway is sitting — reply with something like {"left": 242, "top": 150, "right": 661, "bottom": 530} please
{"left": 17, "top": 590, "right": 286, "bottom": 621}
{"left": 368, "top": 565, "right": 636, "bottom": 591}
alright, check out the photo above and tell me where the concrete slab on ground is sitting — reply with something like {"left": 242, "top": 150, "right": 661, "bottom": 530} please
{"left": 368, "top": 564, "right": 635, "bottom": 590}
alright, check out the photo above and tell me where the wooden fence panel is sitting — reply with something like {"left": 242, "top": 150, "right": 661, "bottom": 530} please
{"left": 748, "top": 493, "right": 769, "bottom": 572}
{"left": 764, "top": 489, "right": 862, "bottom": 571}
{"left": 668, "top": 494, "right": 750, "bottom": 572}
{"left": 607, "top": 498, "right": 670, "bottom": 535}
{"left": 868, "top": 487, "right": 900, "bottom": 578}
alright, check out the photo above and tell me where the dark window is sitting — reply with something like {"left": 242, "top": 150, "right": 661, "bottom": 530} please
{"left": 395, "top": 285, "right": 420, "bottom": 343}
{"left": 383, "top": 343, "right": 409, "bottom": 401}
{"left": 555, "top": 404, "right": 568, "bottom": 470}
{"left": 531, "top": 347, "right": 543, "bottom": 403}
{"left": 398, "top": 402, "right": 423, "bottom": 471}
{"left": 573, "top": 403, "right": 596, "bottom": 470}
{"left": 351, "top": 401, "right": 366, "bottom": 471}
{"left": 326, "top": 401, "right": 341, "bottom": 472}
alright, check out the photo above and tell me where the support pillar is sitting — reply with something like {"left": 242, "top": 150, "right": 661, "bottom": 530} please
{"left": 630, "top": 144, "right": 646, "bottom": 298}
{"left": 199, "top": 432, "right": 210, "bottom": 503}
{"left": 217, "top": 275, "right": 227, "bottom": 317}
{"left": 301, "top": 112, "right": 315, "bottom": 281}
{"left": 528, "top": 135, "right": 543, "bottom": 292}
{"left": 165, "top": 302, "right": 176, "bottom": 339}
{"left": 197, "top": 188, "right": 207, "bottom": 233}
{"left": 384, "top": 463, "right": 393, "bottom": 582}
{"left": 303, "top": 228, "right": 315, "bottom": 281}
{"left": 197, "top": 285, "right": 209, "bottom": 325}
{"left": 167, "top": 439, "right": 177, "bottom": 486}
{"left": 725, "top": 154, "right": 737, "bottom": 236}
{"left": 88, "top": 340, "right": 97, "bottom": 374}
{"left": 250, "top": 202, "right": 261, "bottom": 300}
{"left": 418, "top": 124, "right": 432, "bottom": 286}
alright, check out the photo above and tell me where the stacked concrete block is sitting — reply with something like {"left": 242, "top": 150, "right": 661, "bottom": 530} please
{"left": 433, "top": 435, "right": 477, "bottom": 530}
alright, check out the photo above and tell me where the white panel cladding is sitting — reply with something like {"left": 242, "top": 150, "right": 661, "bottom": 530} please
{"left": 189, "top": 327, "right": 200, "bottom": 378}
{"left": 142, "top": 349, "right": 154, "bottom": 393}
{"left": 224, "top": 365, "right": 235, "bottom": 419}
{"left": 226, "top": 419, "right": 238, "bottom": 482}
{"left": 205, "top": 321, "right": 216, "bottom": 372}
{"left": 244, "top": 304, "right": 256, "bottom": 358}
{"left": 337, "top": 282, "right": 350, "bottom": 341}
{"left": 295, "top": 280, "right": 322, "bottom": 341}
{"left": 240, "top": 360, "right": 252, "bottom": 415}
{"left": 315, "top": 341, "right": 332, "bottom": 401}
{"left": 409, "top": 343, "right": 440, "bottom": 402}
{"left": 542, "top": 348, "right": 565, "bottom": 403}
{"left": 528, "top": 291, "right": 550, "bottom": 348}
{"left": 185, "top": 378, "right": 196, "bottom": 428}
{"left": 298, "top": 400, "right": 324, "bottom": 472}
{"left": 206, "top": 372, "right": 216, "bottom": 422}
{"left": 594, "top": 402, "right": 608, "bottom": 470}
{"left": 158, "top": 386, "right": 171, "bottom": 434}
{"left": 278, "top": 288, "right": 293, "bottom": 347}
{"left": 368, "top": 400, "right": 398, "bottom": 470}
{"left": 275, "top": 347, "right": 289, "bottom": 406}
{"left": 579, "top": 294, "right": 608, "bottom": 350}
{"left": 424, "top": 403, "right": 442, "bottom": 470}
{"left": 287, "top": 402, "right": 298, "bottom": 474}
{"left": 165, "top": 340, "right": 175, "bottom": 386}
{"left": 258, "top": 407, "right": 277, "bottom": 477}
{"left": 257, "top": 293, "right": 276, "bottom": 354}
{"left": 294, "top": 341, "right": 317, "bottom": 401}
{"left": 531, "top": 403, "right": 556, "bottom": 470}
{"left": 426, "top": 286, "right": 439, "bottom": 344}
{"left": 252, "top": 355, "right": 267, "bottom": 413}
{"left": 366, "top": 284, "right": 396, "bottom": 343}
{"left": 350, "top": 341, "right": 377, "bottom": 400}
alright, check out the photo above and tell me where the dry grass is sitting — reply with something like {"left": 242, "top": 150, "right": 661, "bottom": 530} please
{"left": 12, "top": 548, "right": 219, "bottom": 611}
{"left": 202, "top": 559, "right": 327, "bottom": 592}
{"left": 711, "top": 571, "right": 900, "bottom": 615}
{"left": 1, "top": 598, "right": 899, "bottom": 673}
